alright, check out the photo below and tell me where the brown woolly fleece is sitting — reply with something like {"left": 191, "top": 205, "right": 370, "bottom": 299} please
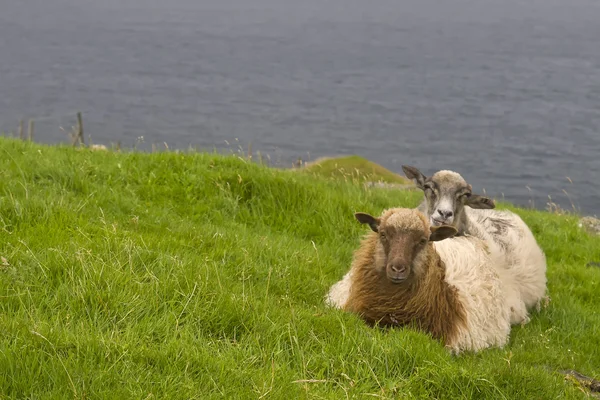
{"left": 344, "top": 232, "right": 467, "bottom": 345}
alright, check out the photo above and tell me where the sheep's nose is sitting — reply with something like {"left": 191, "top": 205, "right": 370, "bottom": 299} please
{"left": 437, "top": 209, "right": 453, "bottom": 219}
{"left": 390, "top": 264, "right": 407, "bottom": 274}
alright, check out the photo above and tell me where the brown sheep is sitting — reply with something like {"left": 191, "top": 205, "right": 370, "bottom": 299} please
{"left": 342, "top": 208, "right": 512, "bottom": 353}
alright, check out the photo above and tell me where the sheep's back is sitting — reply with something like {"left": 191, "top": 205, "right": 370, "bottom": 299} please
{"left": 466, "top": 208, "right": 547, "bottom": 310}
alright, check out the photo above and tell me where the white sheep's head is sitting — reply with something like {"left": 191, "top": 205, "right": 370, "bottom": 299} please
{"left": 402, "top": 165, "right": 495, "bottom": 227}
{"left": 355, "top": 208, "right": 457, "bottom": 283}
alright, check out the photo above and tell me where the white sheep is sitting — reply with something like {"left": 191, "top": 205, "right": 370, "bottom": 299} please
{"left": 401, "top": 165, "right": 547, "bottom": 324}
{"left": 341, "top": 208, "right": 512, "bottom": 354}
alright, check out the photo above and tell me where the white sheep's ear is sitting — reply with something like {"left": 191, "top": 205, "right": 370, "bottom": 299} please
{"left": 429, "top": 225, "right": 458, "bottom": 242}
{"left": 401, "top": 165, "right": 427, "bottom": 190}
{"left": 355, "top": 212, "right": 380, "bottom": 232}
{"left": 465, "top": 194, "right": 496, "bottom": 209}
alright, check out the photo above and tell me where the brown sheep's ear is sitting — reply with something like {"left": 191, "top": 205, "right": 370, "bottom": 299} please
{"left": 401, "top": 165, "right": 427, "bottom": 190}
{"left": 465, "top": 195, "right": 496, "bottom": 209}
{"left": 355, "top": 212, "right": 380, "bottom": 232}
{"left": 429, "top": 225, "right": 458, "bottom": 242}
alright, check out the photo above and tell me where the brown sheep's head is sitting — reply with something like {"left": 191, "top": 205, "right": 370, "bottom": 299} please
{"left": 355, "top": 208, "right": 457, "bottom": 283}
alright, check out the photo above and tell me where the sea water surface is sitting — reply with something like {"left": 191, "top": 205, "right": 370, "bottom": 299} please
{"left": 1, "top": 0, "right": 599, "bottom": 214}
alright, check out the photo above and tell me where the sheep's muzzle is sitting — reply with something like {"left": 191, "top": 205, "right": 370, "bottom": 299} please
{"left": 386, "top": 261, "right": 410, "bottom": 283}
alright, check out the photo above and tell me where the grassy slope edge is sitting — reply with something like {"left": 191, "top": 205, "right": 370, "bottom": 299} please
{"left": 0, "top": 138, "right": 599, "bottom": 399}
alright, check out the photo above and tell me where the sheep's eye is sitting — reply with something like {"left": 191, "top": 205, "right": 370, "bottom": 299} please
{"left": 380, "top": 232, "right": 386, "bottom": 240}
{"left": 419, "top": 237, "right": 428, "bottom": 246}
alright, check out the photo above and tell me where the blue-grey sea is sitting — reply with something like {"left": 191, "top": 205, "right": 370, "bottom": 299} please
{"left": 1, "top": 0, "right": 599, "bottom": 214}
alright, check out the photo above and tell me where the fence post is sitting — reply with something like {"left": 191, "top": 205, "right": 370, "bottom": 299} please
{"left": 77, "top": 112, "right": 84, "bottom": 146}
{"left": 27, "top": 119, "right": 34, "bottom": 141}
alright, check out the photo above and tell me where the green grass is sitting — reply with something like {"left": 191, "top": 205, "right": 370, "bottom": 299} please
{"left": 0, "top": 138, "right": 599, "bottom": 399}
{"left": 301, "top": 155, "right": 411, "bottom": 185}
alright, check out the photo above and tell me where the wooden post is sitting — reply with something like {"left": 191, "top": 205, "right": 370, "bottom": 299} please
{"left": 77, "top": 112, "right": 84, "bottom": 146}
{"left": 18, "top": 119, "right": 24, "bottom": 140}
{"left": 71, "top": 112, "right": 84, "bottom": 147}
{"left": 27, "top": 119, "right": 34, "bottom": 141}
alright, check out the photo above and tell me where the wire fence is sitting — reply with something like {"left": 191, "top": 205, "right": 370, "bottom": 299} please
{"left": 5, "top": 111, "right": 88, "bottom": 148}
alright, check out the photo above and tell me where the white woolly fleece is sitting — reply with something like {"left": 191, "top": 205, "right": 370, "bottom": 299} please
{"left": 325, "top": 269, "right": 352, "bottom": 309}
{"left": 466, "top": 208, "right": 548, "bottom": 314}
{"left": 433, "top": 236, "right": 511, "bottom": 353}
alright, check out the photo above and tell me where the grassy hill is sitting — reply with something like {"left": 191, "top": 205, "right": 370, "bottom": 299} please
{"left": 0, "top": 138, "right": 599, "bottom": 399}
{"left": 302, "top": 155, "right": 411, "bottom": 185}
